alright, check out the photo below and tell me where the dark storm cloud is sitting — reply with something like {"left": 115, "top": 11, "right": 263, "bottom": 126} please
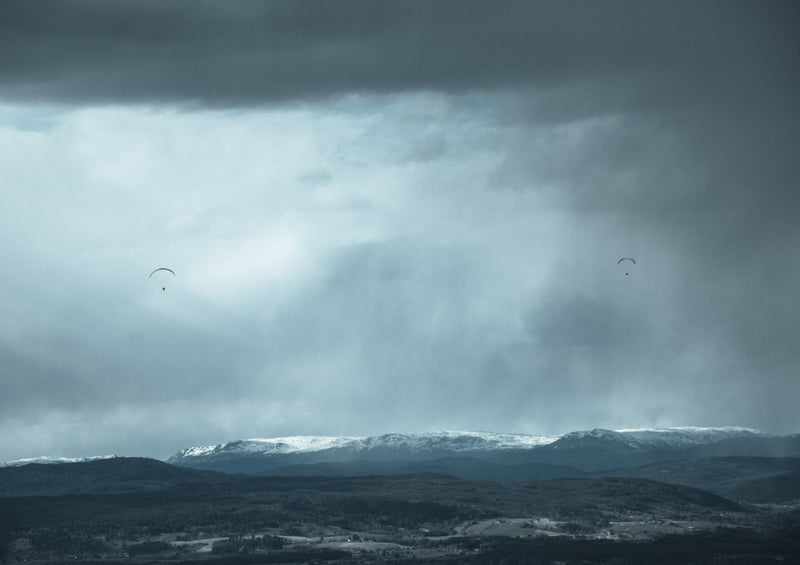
{"left": 1, "top": 0, "right": 797, "bottom": 107}
{"left": 8, "top": 0, "right": 792, "bottom": 239}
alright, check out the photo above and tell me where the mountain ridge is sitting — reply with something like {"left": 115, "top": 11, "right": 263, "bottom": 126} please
{"left": 168, "top": 427, "right": 764, "bottom": 461}
{"left": 3, "top": 428, "right": 800, "bottom": 501}
{"left": 7, "top": 427, "right": 798, "bottom": 478}
{"left": 163, "top": 427, "right": 800, "bottom": 476}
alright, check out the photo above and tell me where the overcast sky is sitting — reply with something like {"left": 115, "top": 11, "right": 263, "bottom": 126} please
{"left": 1, "top": 0, "right": 798, "bottom": 461}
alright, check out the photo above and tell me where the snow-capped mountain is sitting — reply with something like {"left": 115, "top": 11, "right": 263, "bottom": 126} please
{"left": 344, "top": 431, "right": 558, "bottom": 452}
{"left": 8, "top": 428, "right": 797, "bottom": 479}
{"left": 165, "top": 427, "right": 795, "bottom": 476}
{"left": 0, "top": 454, "right": 118, "bottom": 468}
{"left": 173, "top": 436, "right": 358, "bottom": 459}
{"left": 172, "top": 431, "right": 557, "bottom": 461}
{"left": 165, "top": 431, "right": 559, "bottom": 473}
{"left": 169, "top": 428, "right": 764, "bottom": 463}
{"left": 547, "top": 427, "right": 764, "bottom": 452}
{"left": 615, "top": 426, "right": 763, "bottom": 447}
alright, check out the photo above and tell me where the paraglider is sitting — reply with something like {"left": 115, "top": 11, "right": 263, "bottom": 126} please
{"left": 149, "top": 267, "right": 175, "bottom": 291}
{"left": 617, "top": 257, "right": 635, "bottom": 276}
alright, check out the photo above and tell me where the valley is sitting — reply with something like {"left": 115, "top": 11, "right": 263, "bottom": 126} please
{"left": 2, "top": 465, "right": 799, "bottom": 563}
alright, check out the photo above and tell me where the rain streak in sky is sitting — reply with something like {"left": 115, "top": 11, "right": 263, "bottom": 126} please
{"left": 1, "top": 0, "right": 798, "bottom": 461}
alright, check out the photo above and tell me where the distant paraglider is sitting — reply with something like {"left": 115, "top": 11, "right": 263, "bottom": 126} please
{"left": 149, "top": 267, "right": 175, "bottom": 291}
{"left": 617, "top": 257, "right": 636, "bottom": 276}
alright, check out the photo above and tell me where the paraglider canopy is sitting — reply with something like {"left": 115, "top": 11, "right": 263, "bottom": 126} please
{"left": 149, "top": 267, "right": 175, "bottom": 277}
{"left": 149, "top": 267, "right": 175, "bottom": 290}
{"left": 617, "top": 257, "right": 635, "bottom": 276}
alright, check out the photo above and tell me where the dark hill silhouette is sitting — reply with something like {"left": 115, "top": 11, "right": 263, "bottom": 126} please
{"left": 723, "top": 470, "right": 800, "bottom": 503}
{"left": 0, "top": 456, "right": 233, "bottom": 496}
{"left": 588, "top": 456, "right": 800, "bottom": 493}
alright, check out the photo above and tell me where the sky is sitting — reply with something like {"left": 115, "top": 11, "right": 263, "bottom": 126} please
{"left": 1, "top": 0, "right": 799, "bottom": 462}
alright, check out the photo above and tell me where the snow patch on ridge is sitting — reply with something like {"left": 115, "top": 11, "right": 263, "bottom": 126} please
{"left": 613, "top": 426, "right": 763, "bottom": 448}
{"left": 172, "top": 431, "right": 558, "bottom": 460}
{"left": 347, "top": 431, "right": 558, "bottom": 452}
{"left": 1, "top": 454, "right": 118, "bottom": 467}
{"left": 555, "top": 427, "right": 765, "bottom": 451}
{"left": 176, "top": 436, "right": 357, "bottom": 458}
